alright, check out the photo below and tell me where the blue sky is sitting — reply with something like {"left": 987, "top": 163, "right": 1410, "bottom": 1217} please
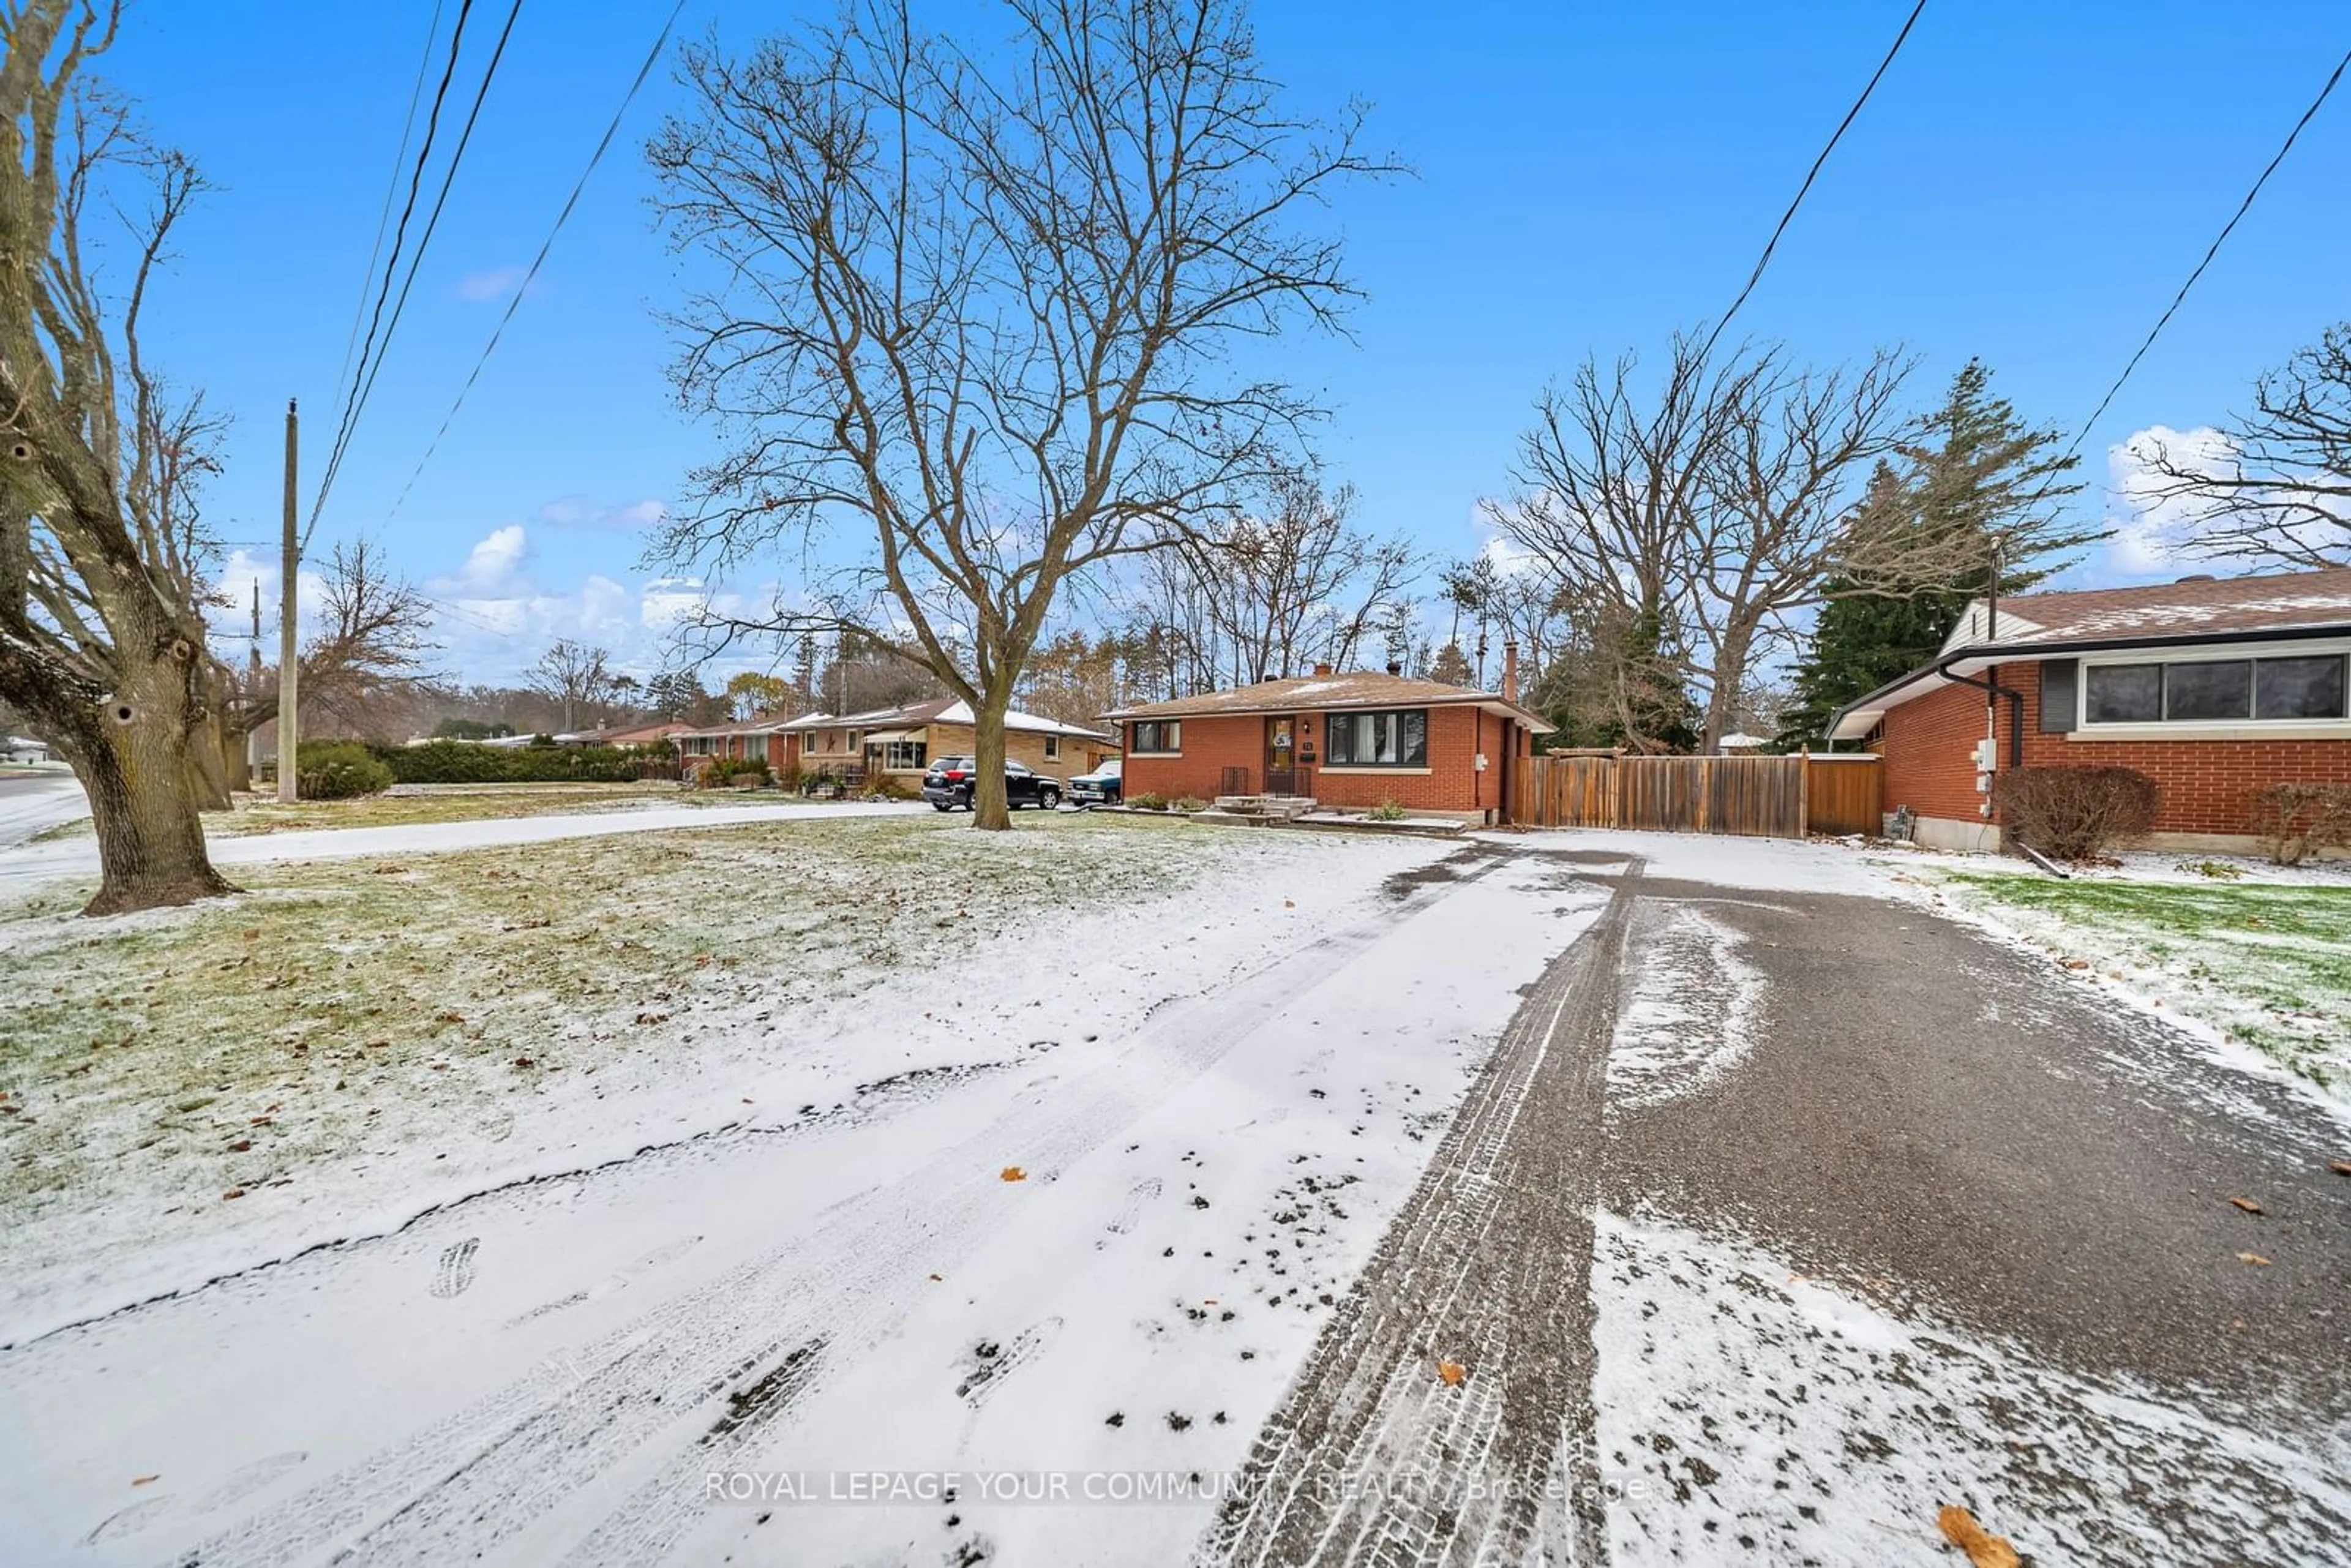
{"left": 107, "top": 1, "right": 2351, "bottom": 682}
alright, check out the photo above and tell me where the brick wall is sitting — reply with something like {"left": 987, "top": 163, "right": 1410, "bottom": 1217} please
{"left": 1123, "top": 705, "right": 1523, "bottom": 816}
{"left": 1883, "top": 659, "right": 2351, "bottom": 838}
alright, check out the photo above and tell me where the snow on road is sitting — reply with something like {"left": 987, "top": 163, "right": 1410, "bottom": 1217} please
{"left": 0, "top": 771, "right": 86, "bottom": 848}
{"left": 0, "top": 835, "right": 1588, "bottom": 1565}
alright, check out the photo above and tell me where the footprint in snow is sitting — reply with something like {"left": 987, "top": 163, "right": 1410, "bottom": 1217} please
{"left": 84, "top": 1495, "right": 175, "bottom": 1544}
{"left": 503, "top": 1236, "right": 702, "bottom": 1326}
{"left": 954, "top": 1317, "right": 1063, "bottom": 1408}
{"left": 429, "top": 1237, "right": 479, "bottom": 1299}
{"left": 1106, "top": 1177, "right": 1163, "bottom": 1236}
{"left": 195, "top": 1450, "right": 307, "bottom": 1514}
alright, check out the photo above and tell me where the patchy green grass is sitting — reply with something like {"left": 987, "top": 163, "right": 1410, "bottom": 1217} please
{"left": 1940, "top": 871, "right": 2351, "bottom": 1090}
{"left": 0, "top": 811, "right": 1221, "bottom": 1279}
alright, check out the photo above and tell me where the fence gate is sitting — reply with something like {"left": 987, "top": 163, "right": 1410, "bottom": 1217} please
{"left": 1509, "top": 752, "right": 1881, "bottom": 840}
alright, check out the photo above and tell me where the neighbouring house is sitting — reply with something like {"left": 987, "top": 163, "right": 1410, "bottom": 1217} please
{"left": 579, "top": 720, "right": 692, "bottom": 749}
{"left": 679, "top": 699, "right": 1117, "bottom": 784}
{"left": 1828, "top": 566, "right": 2351, "bottom": 854}
{"left": 5, "top": 734, "right": 51, "bottom": 764}
{"left": 1103, "top": 653, "right": 1553, "bottom": 825}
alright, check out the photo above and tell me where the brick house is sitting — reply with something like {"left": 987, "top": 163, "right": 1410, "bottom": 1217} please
{"left": 681, "top": 698, "right": 1116, "bottom": 784}
{"left": 1827, "top": 566, "right": 2351, "bottom": 854}
{"left": 1103, "top": 656, "right": 1553, "bottom": 825}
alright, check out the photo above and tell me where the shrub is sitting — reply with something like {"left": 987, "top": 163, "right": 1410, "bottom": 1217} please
{"left": 1990, "top": 766, "right": 2158, "bottom": 861}
{"left": 863, "top": 775, "right": 915, "bottom": 800}
{"left": 384, "top": 740, "right": 640, "bottom": 785}
{"left": 2249, "top": 782, "right": 2351, "bottom": 866}
{"left": 296, "top": 740, "right": 393, "bottom": 800}
{"left": 1365, "top": 798, "right": 1408, "bottom": 822}
{"left": 2175, "top": 858, "right": 2247, "bottom": 880}
{"left": 1129, "top": 792, "right": 1168, "bottom": 811}
{"left": 700, "top": 755, "right": 771, "bottom": 787}
{"left": 1171, "top": 795, "right": 1207, "bottom": 814}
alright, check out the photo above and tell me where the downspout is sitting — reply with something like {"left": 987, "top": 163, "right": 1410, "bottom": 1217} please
{"left": 1935, "top": 658, "right": 2026, "bottom": 772}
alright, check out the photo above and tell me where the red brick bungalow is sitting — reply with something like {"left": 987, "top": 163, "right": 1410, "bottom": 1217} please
{"left": 1827, "top": 566, "right": 2351, "bottom": 855}
{"left": 1103, "top": 657, "right": 1553, "bottom": 825}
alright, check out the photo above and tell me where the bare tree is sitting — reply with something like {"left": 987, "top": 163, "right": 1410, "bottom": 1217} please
{"left": 1171, "top": 473, "right": 1415, "bottom": 687}
{"left": 1485, "top": 333, "right": 1768, "bottom": 752}
{"left": 2129, "top": 322, "right": 2351, "bottom": 569}
{"left": 0, "top": 3, "right": 238, "bottom": 914}
{"left": 1690, "top": 346, "right": 1915, "bottom": 748}
{"left": 650, "top": 0, "right": 1389, "bottom": 828}
{"left": 526, "top": 640, "right": 611, "bottom": 733}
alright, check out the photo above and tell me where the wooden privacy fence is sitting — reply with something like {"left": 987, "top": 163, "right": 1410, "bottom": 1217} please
{"left": 1510, "top": 752, "right": 1882, "bottom": 839}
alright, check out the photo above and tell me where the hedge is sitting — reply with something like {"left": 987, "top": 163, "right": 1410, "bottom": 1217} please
{"left": 296, "top": 740, "right": 394, "bottom": 800}
{"left": 378, "top": 739, "right": 644, "bottom": 785}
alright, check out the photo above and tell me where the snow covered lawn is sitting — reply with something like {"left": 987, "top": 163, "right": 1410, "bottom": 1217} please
{"left": 0, "top": 812, "right": 1440, "bottom": 1341}
{"left": 21, "top": 779, "right": 773, "bottom": 844}
{"left": 1908, "top": 869, "right": 2351, "bottom": 1099}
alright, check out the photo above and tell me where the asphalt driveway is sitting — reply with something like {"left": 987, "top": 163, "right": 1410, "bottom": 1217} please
{"left": 1210, "top": 838, "right": 2351, "bottom": 1567}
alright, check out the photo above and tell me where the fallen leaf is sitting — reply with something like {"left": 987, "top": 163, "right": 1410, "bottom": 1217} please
{"left": 2237, "top": 1251, "right": 2271, "bottom": 1266}
{"left": 132, "top": 1474, "right": 160, "bottom": 1488}
{"left": 928, "top": 1273, "right": 943, "bottom": 1282}
{"left": 2330, "top": 1160, "right": 2351, "bottom": 1177}
{"left": 2230, "top": 1196, "right": 2265, "bottom": 1215}
{"left": 2059, "top": 957, "right": 2091, "bottom": 970}
{"left": 1437, "top": 1360, "right": 1466, "bottom": 1387}
{"left": 1936, "top": 1505, "right": 2020, "bottom": 1568}
{"left": 1283, "top": 899, "right": 1295, "bottom": 909}
{"left": 221, "top": 1188, "right": 246, "bottom": 1201}
{"left": 1000, "top": 1166, "right": 1027, "bottom": 1182}
{"left": 227, "top": 1139, "right": 251, "bottom": 1153}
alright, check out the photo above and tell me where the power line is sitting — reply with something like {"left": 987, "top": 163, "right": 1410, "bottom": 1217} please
{"left": 309, "top": 0, "right": 530, "bottom": 544}
{"left": 2067, "top": 45, "right": 2351, "bottom": 457}
{"left": 310, "top": 0, "right": 480, "bottom": 544}
{"left": 385, "top": 0, "right": 691, "bottom": 525}
{"left": 334, "top": 0, "right": 448, "bottom": 400}
{"left": 1693, "top": 0, "right": 1929, "bottom": 369}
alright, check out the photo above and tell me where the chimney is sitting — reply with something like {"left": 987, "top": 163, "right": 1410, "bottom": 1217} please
{"left": 1502, "top": 641, "right": 1520, "bottom": 703}
{"left": 1385, "top": 661, "right": 1403, "bottom": 677}
{"left": 1313, "top": 662, "right": 1333, "bottom": 677}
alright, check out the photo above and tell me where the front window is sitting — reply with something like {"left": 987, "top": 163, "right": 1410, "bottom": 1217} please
{"left": 1043, "top": 735, "right": 1060, "bottom": 760}
{"left": 881, "top": 740, "right": 927, "bottom": 770}
{"left": 1325, "top": 708, "right": 1428, "bottom": 766}
{"left": 1131, "top": 720, "right": 1182, "bottom": 754}
{"left": 2085, "top": 655, "right": 2347, "bottom": 726}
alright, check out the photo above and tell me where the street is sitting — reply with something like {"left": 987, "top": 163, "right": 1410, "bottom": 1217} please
{"left": 0, "top": 770, "right": 85, "bottom": 849}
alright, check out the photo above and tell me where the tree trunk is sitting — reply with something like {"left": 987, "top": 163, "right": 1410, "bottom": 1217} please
{"left": 73, "top": 658, "right": 238, "bottom": 915}
{"left": 970, "top": 688, "right": 1013, "bottom": 831}
{"left": 1704, "top": 620, "right": 1759, "bottom": 754}
{"left": 185, "top": 708, "right": 233, "bottom": 811}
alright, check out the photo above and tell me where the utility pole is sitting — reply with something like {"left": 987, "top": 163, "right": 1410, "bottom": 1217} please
{"left": 248, "top": 582, "right": 263, "bottom": 781}
{"left": 278, "top": 399, "right": 300, "bottom": 803}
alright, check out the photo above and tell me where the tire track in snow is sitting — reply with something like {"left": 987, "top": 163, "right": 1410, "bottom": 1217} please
{"left": 167, "top": 871, "right": 1483, "bottom": 1567}
{"left": 1203, "top": 861, "right": 1641, "bottom": 1567}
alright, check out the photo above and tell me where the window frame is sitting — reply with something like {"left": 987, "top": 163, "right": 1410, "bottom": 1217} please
{"left": 1130, "top": 719, "right": 1183, "bottom": 755}
{"left": 880, "top": 739, "right": 928, "bottom": 771}
{"left": 1322, "top": 707, "right": 1430, "bottom": 768}
{"left": 1043, "top": 734, "right": 1060, "bottom": 761}
{"left": 2069, "top": 639, "right": 2351, "bottom": 737}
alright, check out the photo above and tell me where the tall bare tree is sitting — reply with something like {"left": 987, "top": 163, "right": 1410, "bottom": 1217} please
{"left": 2129, "top": 322, "right": 2351, "bottom": 569}
{"left": 526, "top": 640, "right": 612, "bottom": 734}
{"left": 650, "top": 0, "right": 1388, "bottom": 828}
{"left": 0, "top": 2, "right": 236, "bottom": 913}
{"left": 1171, "top": 472, "right": 1414, "bottom": 688}
{"left": 1690, "top": 345, "right": 1914, "bottom": 748}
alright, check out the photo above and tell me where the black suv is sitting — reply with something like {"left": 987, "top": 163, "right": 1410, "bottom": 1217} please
{"left": 921, "top": 756, "right": 1063, "bottom": 811}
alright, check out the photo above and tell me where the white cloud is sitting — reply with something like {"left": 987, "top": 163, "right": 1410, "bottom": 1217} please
{"left": 454, "top": 264, "right": 533, "bottom": 303}
{"left": 2101, "top": 424, "right": 2238, "bottom": 579}
{"left": 437, "top": 523, "right": 529, "bottom": 594}
{"left": 538, "top": 494, "right": 668, "bottom": 531}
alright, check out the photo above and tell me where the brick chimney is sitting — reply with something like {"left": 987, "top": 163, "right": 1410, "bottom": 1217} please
{"left": 1502, "top": 641, "right": 1519, "bottom": 703}
{"left": 1313, "top": 662, "right": 1333, "bottom": 677}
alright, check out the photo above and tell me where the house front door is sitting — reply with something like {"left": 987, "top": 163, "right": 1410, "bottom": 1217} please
{"left": 1265, "top": 716, "right": 1297, "bottom": 796}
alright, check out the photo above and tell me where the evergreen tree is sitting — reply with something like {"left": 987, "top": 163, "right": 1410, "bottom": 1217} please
{"left": 1778, "top": 361, "right": 2095, "bottom": 748}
